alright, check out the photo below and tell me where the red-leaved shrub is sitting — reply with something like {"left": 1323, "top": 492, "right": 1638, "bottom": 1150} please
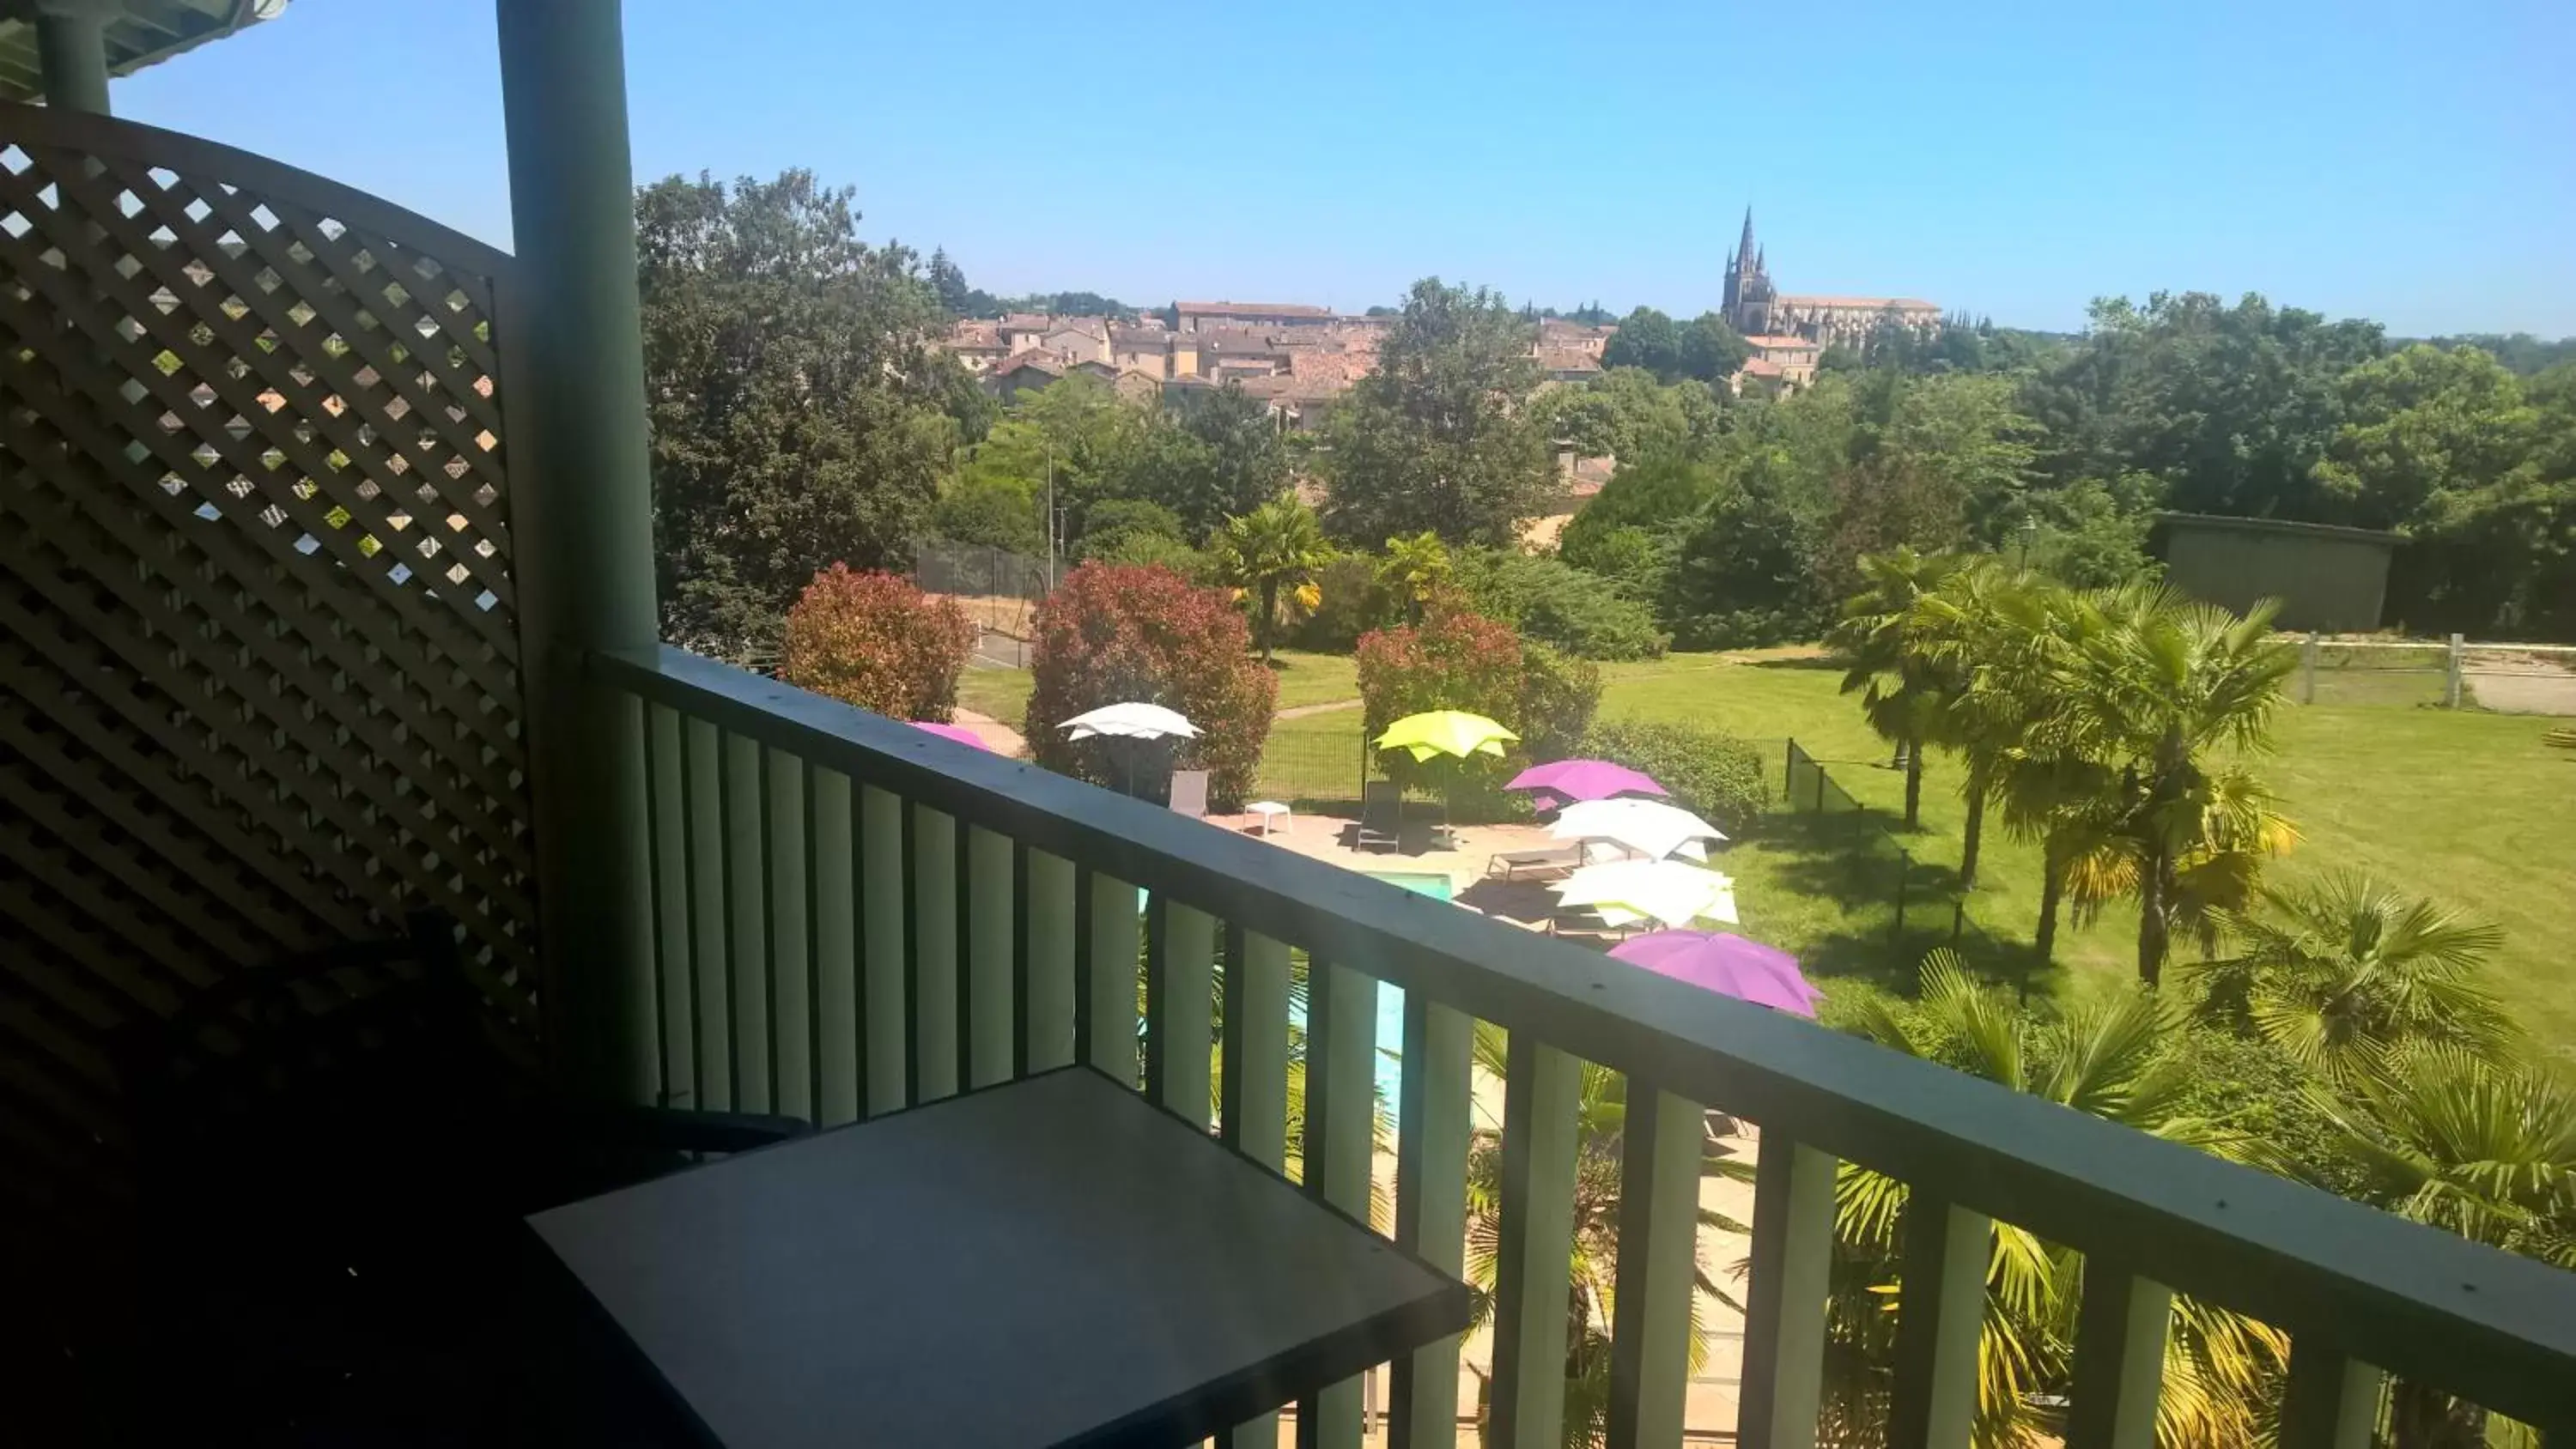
{"left": 1026, "top": 562, "right": 1277, "bottom": 807}
{"left": 781, "top": 564, "right": 978, "bottom": 721}
{"left": 1356, "top": 605, "right": 1600, "bottom": 807}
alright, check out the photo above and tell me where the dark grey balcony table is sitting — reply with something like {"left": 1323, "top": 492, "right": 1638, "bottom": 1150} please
{"left": 526, "top": 1065, "right": 1470, "bottom": 1448}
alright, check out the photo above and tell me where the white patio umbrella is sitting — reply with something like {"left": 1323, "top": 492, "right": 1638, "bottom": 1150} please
{"left": 1059, "top": 702, "right": 1198, "bottom": 741}
{"left": 1059, "top": 701, "right": 1198, "bottom": 797}
{"left": 1551, "top": 858, "right": 1739, "bottom": 929}
{"left": 1548, "top": 797, "right": 1727, "bottom": 862}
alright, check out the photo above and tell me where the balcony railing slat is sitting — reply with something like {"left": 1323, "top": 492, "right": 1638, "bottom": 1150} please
{"left": 1887, "top": 1195, "right": 1991, "bottom": 1449}
{"left": 1489, "top": 1033, "right": 1582, "bottom": 1449}
{"left": 858, "top": 785, "right": 907, "bottom": 1115}
{"left": 1082, "top": 870, "right": 1141, "bottom": 1088}
{"left": 1146, "top": 899, "right": 1215, "bottom": 1122}
{"left": 1735, "top": 1135, "right": 1836, "bottom": 1449}
{"left": 721, "top": 731, "right": 768, "bottom": 1112}
{"left": 1390, "top": 995, "right": 1471, "bottom": 1449}
{"left": 2065, "top": 1264, "right": 2170, "bottom": 1449}
{"left": 642, "top": 703, "right": 690, "bottom": 1109}
{"left": 964, "top": 824, "right": 1015, "bottom": 1089}
{"left": 1022, "top": 849, "right": 1077, "bottom": 1074}
{"left": 909, "top": 805, "right": 960, "bottom": 1103}
{"left": 2278, "top": 1343, "right": 2382, "bottom": 1449}
{"left": 1300, "top": 959, "right": 1378, "bottom": 1449}
{"left": 682, "top": 715, "right": 730, "bottom": 1110}
{"left": 809, "top": 766, "right": 861, "bottom": 1126}
{"left": 762, "top": 749, "right": 811, "bottom": 1120}
{"left": 1219, "top": 925, "right": 1293, "bottom": 1449}
{"left": 1608, "top": 1083, "right": 1704, "bottom": 1449}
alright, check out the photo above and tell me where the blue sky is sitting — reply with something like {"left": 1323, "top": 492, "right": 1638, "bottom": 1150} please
{"left": 112, "top": 0, "right": 2576, "bottom": 336}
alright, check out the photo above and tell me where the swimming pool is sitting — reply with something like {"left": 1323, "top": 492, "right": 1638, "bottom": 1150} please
{"left": 1358, "top": 872, "right": 1455, "bottom": 1109}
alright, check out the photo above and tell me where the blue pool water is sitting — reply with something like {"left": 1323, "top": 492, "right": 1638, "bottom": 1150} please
{"left": 1358, "top": 871, "right": 1455, "bottom": 1107}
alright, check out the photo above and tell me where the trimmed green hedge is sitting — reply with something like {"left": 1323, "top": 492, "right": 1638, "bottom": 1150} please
{"left": 1579, "top": 719, "right": 1768, "bottom": 836}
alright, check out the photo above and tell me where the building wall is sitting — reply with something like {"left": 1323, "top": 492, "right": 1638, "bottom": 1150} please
{"left": 2156, "top": 517, "right": 2397, "bottom": 632}
{"left": 1110, "top": 344, "right": 1168, "bottom": 378}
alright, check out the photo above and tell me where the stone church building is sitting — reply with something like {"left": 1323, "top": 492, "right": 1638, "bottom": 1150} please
{"left": 1722, "top": 209, "right": 1941, "bottom": 349}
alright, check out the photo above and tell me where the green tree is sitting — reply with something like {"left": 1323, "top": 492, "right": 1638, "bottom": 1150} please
{"left": 2020, "top": 291, "right": 2383, "bottom": 520}
{"left": 1831, "top": 953, "right": 2287, "bottom": 1449}
{"left": 2191, "top": 875, "right": 2512, "bottom": 1086}
{"left": 1377, "top": 530, "right": 1455, "bottom": 623}
{"left": 2300, "top": 1048, "right": 2576, "bottom": 1447}
{"left": 1601, "top": 306, "right": 1683, "bottom": 379}
{"left": 639, "top": 169, "right": 965, "bottom": 658}
{"left": 2312, "top": 343, "right": 2536, "bottom": 530}
{"left": 2045, "top": 583, "right": 2300, "bottom": 985}
{"left": 1143, "top": 382, "right": 1292, "bottom": 538}
{"left": 1209, "top": 494, "right": 1333, "bottom": 662}
{"left": 1323, "top": 279, "right": 1552, "bottom": 546}
{"left": 1905, "top": 561, "right": 2059, "bottom": 888}
{"left": 1677, "top": 311, "right": 1751, "bottom": 383}
{"left": 1830, "top": 548, "right": 1965, "bottom": 828}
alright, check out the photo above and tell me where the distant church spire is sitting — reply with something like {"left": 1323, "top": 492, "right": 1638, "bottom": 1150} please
{"left": 1737, "top": 207, "right": 1758, "bottom": 272}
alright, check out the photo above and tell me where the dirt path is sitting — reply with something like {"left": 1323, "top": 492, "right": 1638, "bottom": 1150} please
{"left": 951, "top": 708, "right": 1028, "bottom": 757}
{"left": 1275, "top": 698, "right": 1362, "bottom": 719}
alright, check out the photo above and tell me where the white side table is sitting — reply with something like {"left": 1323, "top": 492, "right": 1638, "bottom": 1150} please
{"left": 1247, "top": 801, "right": 1292, "bottom": 837}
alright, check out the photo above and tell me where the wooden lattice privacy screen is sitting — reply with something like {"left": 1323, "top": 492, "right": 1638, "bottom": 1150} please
{"left": 0, "top": 103, "right": 538, "bottom": 1211}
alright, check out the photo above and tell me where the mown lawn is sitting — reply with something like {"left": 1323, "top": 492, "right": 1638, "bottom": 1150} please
{"left": 955, "top": 664, "right": 1034, "bottom": 725}
{"left": 1596, "top": 656, "right": 2576, "bottom": 1061}
{"left": 951, "top": 647, "right": 2576, "bottom": 1060}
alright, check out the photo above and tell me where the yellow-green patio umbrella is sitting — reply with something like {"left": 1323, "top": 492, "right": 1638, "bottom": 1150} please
{"left": 1375, "top": 710, "right": 1518, "bottom": 763}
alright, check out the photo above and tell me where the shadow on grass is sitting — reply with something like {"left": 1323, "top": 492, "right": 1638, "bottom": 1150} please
{"left": 1746, "top": 807, "right": 2064, "bottom": 1003}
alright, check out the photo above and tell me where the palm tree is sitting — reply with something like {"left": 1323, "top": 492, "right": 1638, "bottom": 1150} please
{"left": 2190, "top": 875, "right": 2512, "bottom": 1086}
{"left": 1460, "top": 1022, "right": 1747, "bottom": 1446}
{"left": 1830, "top": 548, "right": 1965, "bottom": 829}
{"left": 1825, "top": 952, "right": 2287, "bottom": 1447}
{"left": 1210, "top": 494, "right": 1332, "bottom": 663}
{"left": 1905, "top": 561, "right": 2056, "bottom": 888}
{"left": 2044, "top": 583, "right": 2300, "bottom": 985}
{"left": 1377, "top": 530, "right": 1453, "bottom": 625}
{"left": 2297, "top": 1047, "right": 2576, "bottom": 1447}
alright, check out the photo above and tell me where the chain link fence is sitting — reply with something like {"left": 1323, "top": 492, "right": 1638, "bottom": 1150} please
{"left": 913, "top": 537, "right": 1057, "bottom": 669}
{"left": 1783, "top": 738, "right": 1968, "bottom": 949}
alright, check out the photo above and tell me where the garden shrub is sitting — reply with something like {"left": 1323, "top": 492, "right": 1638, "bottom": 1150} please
{"left": 1578, "top": 719, "right": 1768, "bottom": 835}
{"left": 780, "top": 564, "right": 977, "bottom": 720}
{"left": 1455, "top": 549, "right": 1668, "bottom": 660}
{"left": 1519, "top": 644, "right": 1602, "bottom": 764}
{"left": 1357, "top": 607, "right": 1602, "bottom": 815}
{"left": 1025, "top": 562, "right": 1276, "bottom": 807}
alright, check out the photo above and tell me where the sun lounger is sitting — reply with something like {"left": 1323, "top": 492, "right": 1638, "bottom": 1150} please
{"left": 1485, "top": 845, "right": 1586, "bottom": 881}
{"left": 1167, "top": 769, "right": 1209, "bottom": 821}
{"left": 1356, "top": 780, "right": 1400, "bottom": 853}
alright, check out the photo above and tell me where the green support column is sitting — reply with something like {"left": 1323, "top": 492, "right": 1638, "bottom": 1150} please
{"left": 495, "top": 0, "right": 660, "bottom": 1102}
{"left": 36, "top": 1, "right": 112, "bottom": 115}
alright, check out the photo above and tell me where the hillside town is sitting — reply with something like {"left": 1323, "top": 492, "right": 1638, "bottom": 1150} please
{"left": 943, "top": 209, "right": 1937, "bottom": 427}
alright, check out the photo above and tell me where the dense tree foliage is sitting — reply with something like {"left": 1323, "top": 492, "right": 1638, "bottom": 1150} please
{"left": 1321, "top": 280, "right": 1553, "bottom": 546}
{"left": 641, "top": 170, "right": 970, "bottom": 658}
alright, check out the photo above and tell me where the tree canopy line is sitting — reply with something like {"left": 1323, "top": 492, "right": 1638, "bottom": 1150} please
{"left": 640, "top": 168, "right": 2576, "bottom": 662}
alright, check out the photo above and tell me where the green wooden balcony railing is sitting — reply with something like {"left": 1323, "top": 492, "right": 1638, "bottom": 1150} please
{"left": 593, "top": 644, "right": 2576, "bottom": 1449}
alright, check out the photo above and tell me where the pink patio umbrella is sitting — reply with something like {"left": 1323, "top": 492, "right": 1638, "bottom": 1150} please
{"left": 1504, "top": 759, "right": 1668, "bottom": 813}
{"left": 1607, "top": 931, "right": 1820, "bottom": 1017}
{"left": 909, "top": 721, "right": 990, "bottom": 750}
